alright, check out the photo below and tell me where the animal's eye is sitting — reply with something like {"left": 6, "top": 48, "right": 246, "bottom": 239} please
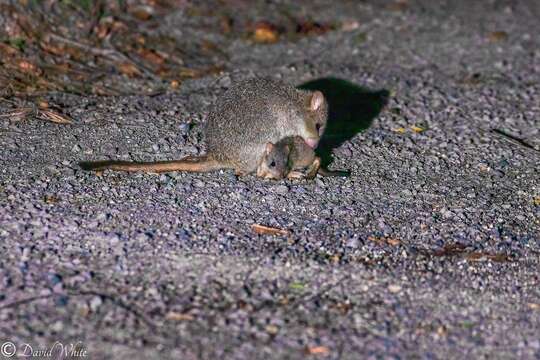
{"left": 316, "top": 123, "right": 321, "bottom": 132}
{"left": 270, "top": 161, "right": 276, "bottom": 167}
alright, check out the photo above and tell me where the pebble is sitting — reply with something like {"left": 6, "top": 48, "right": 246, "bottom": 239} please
{"left": 270, "top": 185, "right": 289, "bottom": 194}
{"left": 192, "top": 179, "right": 205, "bottom": 188}
{"left": 89, "top": 296, "right": 103, "bottom": 311}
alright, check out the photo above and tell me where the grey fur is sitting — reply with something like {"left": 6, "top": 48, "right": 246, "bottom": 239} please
{"left": 79, "top": 78, "right": 328, "bottom": 175}
{"left": 257, "top": 136, "right": 319, "bottom": 179}
{"left": 205, "top": 78, "right": 328, "bottom": 174}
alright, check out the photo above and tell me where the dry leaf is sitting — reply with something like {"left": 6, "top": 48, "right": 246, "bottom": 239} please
{"left": 77, "top": 304, "right": 90, "bottom": 317}
{"left": 334, "top": 301, "right": 352, "bottom": 314}
{"left": 165, "top": 311, "right": 194, "bottom": 321}
{"left": 265, "top": 325, "right": 279, "bottom": 335}
{"left": 368, "top": 236, "right": 400, "bottom": 246}
{"left": 0, "top": 42, "right": 19, "bottom": 56}
{"left": 130, "top": 5, "right": 154, "bottom": 20}
{"left": 478, "top": 164, "right": 490, "bottom": 172}
{"left": 138, "top": 48, "right": 165, "bottom": 65}
{"left": 200, "top": 40, "right": 222, "bottom": 55}
{"left": 251, "top": 224, "right": 290, "bottom": 236}
{"left": 44, "top": 195, "right": 59, "bottom": 204}
{"left": 170, "top": 80, "right": 180, "bottom": 89}
{"left": 465, "top": 252, "right": 510, "bottom": 263}
{"left": 40, "top": 40, "right": 64, "bottom": 56}
{"left": 178, "top": 65, "right": 224, "bottom": 79}
{"left": 39, "top": 110, "right": 73, "bottom": 124}
{"left": 289, "top": 282, "right": 305, "bottom": 291}
{"left": 410, "top": 125, "right": 425, "bottom": 133}
{"left": 117, "top": 62, "right": 141, "bottom": 77}
{"left": 432, "top": 243, "right": 467, "bottom": 257}
{"left": 278, "top": 295, "right": 289, "bottom": 305}
{"left": 220, "top": 15, "right": 233, "bottom": 34}
{"left": 94, "top": 17, "right": 127, "bottom": 39}
{"left": 341, "top": 19, "right": 360, "bottom": 32}
{"left": 296, "top": 21, "right": 333, "bottom": 36}
{"left": 135, "top": 35, "right": 146, "bottom": 45}
{"left": 18, "top": 60, "right": 41, "bottom": 75}
{"left": 305, "top": 346, "right": 330, "bottom": 356}
{"left": 111, "top": 20, "right": 129, "bottom": 33}
{"left": 0, "top": 108, "right": 32, "bottom": 122}
{"left": 392, "top": 127, "right": 406, "bottom": 134}
{"left": 528, "top": 303, "right": 540, "bottom": 310}
{"left": 95, "top": 23, "right": 110, "bottom": 39}
{"left": 436, "top": 325, "right": 447, "bottom": 337}
{"left": 367, "top": 235, "right": 383, "bottom": 244}
{"left": 533, "top": 196, "right": 540, "bottom": 206}
{"left": 387, "top": 0, "right": 409, "bottom": 11}
{"left": 488, "top": 31, "right": 508, "bottom": 42}
{"left": 253, "top": 22, "right": 279, "bottom": 43}
{"left": 429, "top": 244, "right": 511, "bottom": 262}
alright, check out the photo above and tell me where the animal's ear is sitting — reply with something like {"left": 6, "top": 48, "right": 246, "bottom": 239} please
{"left": 309, "top": 91, "right": 324, "bottom": 111}
{"left": 284, "top": 144, "right": 291, "bottom": 154}
{"left": 265, "top": 142, "right": 274, "bottom": 154}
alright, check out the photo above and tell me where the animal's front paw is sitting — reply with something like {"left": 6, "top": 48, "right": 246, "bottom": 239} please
{"left": 287, "top": 171, "right": 306, "bottom": 180}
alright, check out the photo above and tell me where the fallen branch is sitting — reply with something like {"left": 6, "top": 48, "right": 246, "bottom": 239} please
{"left": 251, "top": 224, "right": 290, "bottom": 236}
{"left": 490, "top": 128, "right": 539, "bottom": 153}
{"left": 47, "top": 34, "right": 160, "bottom": 81}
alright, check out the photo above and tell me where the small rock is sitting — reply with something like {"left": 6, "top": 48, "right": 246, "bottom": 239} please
{"left": 218, "top": 75, "right": 232, "bottom": 87}
{"left": 48, "top": 273, "right": 63, "bottom": 286}
{"left": 346, "top": 237, "right": 359, "bottom": 248}
{"left": 442, "top": 210, "right": 454, "bottom": 219}
{"left": 89, "top": 296, "right": 103, "bottom": 311}
{"left": 226, "top": 171, "right": 238, "bottom": 182}
{"left": 179, "top": 123, "right": 190, "bottom": 134}
{"left": 401, "top": 189, "right": 412, "bottom": 196}
{"left": 192, "top": 179, "right": 205, "bottom": 188}
{"left": 265, "top": 324, "right": 279, "bottom": 335}
{"left": 339, "top": 147, "right": 353, "bottom": 157}
{"left": 341, "top": 19, "right": 360, "bottom": 32}
{"left": 51, "top": 320, "right": 64, "bottom": 332}
{"left": 271, "top": 185, "right": 289, "bottom": 194}
{"left": 54, "top": 295, "right": 69, "bottom": 307}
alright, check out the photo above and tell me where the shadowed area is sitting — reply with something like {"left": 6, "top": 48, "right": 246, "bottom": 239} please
{"left": 298, "top": 78, "right": 389, "bottom": 168}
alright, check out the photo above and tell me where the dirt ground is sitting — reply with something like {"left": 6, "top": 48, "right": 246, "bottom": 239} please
{"left": 1, "top": 1, "right": 539, "bottom": 359}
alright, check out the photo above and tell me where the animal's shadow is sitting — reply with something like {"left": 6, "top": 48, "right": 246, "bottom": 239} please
{"left": 298, "top": 78, "right": 389, "bottom": 169}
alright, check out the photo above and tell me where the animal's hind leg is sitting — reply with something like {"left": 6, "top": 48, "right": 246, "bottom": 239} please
{"left": 287, "top": 170, "right": 306, "bottom": 179}
{"left": 234, "top": 164, "right": 248, "bottom": 176}
{"left": 304, "top": 157, "right": 321, "bottom": 179}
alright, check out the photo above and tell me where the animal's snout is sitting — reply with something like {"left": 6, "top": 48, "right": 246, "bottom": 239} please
{"left": 305, "top": 138, "right": 319, "bottom": 149}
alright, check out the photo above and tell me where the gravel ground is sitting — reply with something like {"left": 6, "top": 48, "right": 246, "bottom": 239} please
{"left": 1, "top": 1, "right": 539, "bottom": 359}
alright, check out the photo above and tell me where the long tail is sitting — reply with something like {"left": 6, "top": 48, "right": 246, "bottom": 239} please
{"left": 79, "top": 155, "right": 228, "bottom": 173}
